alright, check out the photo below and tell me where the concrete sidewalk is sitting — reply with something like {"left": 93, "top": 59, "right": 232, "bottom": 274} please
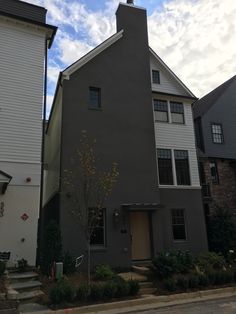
{"left": 20, "top": 286, "right": 236, "bottom": 314}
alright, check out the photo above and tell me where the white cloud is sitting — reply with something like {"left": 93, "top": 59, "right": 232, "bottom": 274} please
{"left": 24, "top": 0, "right": 236, "bottom": 98}
{"left": 148, "top": 0, "right": 236, "bottom": 97}
{"left": 46, "top": 95, "right": 54, "bottom": 119}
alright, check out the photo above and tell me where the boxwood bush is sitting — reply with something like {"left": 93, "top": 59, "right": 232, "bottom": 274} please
{"left": 50, "top": 279, "right": 75, "bottom": 304}
{"left": 152, "top": 250, "right": 194, "bottom": 279}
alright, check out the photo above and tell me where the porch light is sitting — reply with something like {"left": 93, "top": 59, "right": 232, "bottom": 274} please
{"left": 113, "top": 209, "right": 120, "bottom": 224}
{"left": 0, "top": 170, "right": 12, "bottom": 195}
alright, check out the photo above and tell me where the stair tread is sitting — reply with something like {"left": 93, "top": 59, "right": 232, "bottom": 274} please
{"left": 8, "top": 289, "right": 44, "bottom": 301}
{"left": 118, "top": 272, "right": 148, "bottom": 282}
{"left": 9, "top": 281, "right": 42, "bottom": 290}
{"left": 8, "top": 272, "right": 38, "bottom": 280}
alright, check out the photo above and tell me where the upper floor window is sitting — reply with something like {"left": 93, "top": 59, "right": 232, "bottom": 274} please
{"left": 171, "top": 209, "right": 187, "bottom": 241}
{"left": 174, "top": 150, "right": 191, "bottom": 185}
{"left": 211, "top": 123, "right": 224, "bottom": 144}
{"left": 157, "top": 149, "right": 173, "bottom": 185}
{"left": 210, "top": 160, "right": 219, "bottom": 184}
{"left": 170, "top": 102, "right": 184, "bottom": 124}
{"left": 89, "top": 87, "right": 101, "bottom": 109}
{"left": 152, "top": 70, "right": 160, "bottom": 84}
{"left": 154, "top": 99, "right": 168, "bottom": 122}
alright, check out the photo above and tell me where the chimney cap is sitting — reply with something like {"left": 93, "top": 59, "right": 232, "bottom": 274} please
{"left": 127, "top": 0, "right": 134, "bottom": 4}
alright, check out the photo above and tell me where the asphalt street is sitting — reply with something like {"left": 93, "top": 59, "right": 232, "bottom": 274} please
{"left": 134, "top": 296, "right": 236, "bottom": 314}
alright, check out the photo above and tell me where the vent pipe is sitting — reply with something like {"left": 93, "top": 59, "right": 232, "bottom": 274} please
{"left": 127, "top": 0, "right": 134, "bottom": 4}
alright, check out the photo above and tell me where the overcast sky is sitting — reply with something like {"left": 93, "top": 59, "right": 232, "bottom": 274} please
{"left": 25, "top": 0, "right": 236, "bottom": 116}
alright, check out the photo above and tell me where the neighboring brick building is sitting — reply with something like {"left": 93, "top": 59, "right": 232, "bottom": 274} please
{"left": 193, "top": 75, "right": 236, "bottom": 215}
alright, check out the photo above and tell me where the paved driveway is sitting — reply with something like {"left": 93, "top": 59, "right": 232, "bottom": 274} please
{"left": 137, "top": 296, "right": 236, "bottom": 314}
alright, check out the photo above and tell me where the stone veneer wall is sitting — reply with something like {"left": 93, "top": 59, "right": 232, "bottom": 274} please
{"left": 203, "top": 158, "right": 236, "bottom": 213}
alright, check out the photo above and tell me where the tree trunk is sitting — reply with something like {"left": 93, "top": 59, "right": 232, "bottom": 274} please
{"left": 87, "top": 241, "right": 91, "bottom": 289}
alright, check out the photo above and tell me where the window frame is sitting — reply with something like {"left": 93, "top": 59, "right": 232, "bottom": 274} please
{"left": 211, "top": 123, "right": 224, "bottom": 144}
{"left": 157, "top": 149, "right": 174, "bottom": 185}
{"left": 152, "top": 70, "right": 160, "bottom": 84}
{"left": 90, "top": 208, "right": 106, "bottom": 247}
{"left": 170, "top": 101, "right": 185, "bottom": 124}
{"left": 153, "top": 99, "right": 169, "bottom": 122}
{"left": 89, "top": 86, "right": 101, "bottom": 110}
{"left": 171, "top": 208, "right": 187, "bottom": 242}
{"left": 174, "top": 150, "right": 191, "bottom": 186}
{"left": 209, "top": 160, "right": 219, "bottom": 184}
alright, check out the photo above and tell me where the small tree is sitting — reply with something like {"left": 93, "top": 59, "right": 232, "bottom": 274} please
{"left": 208, "top": 205, "right": 236, "bottom": 256}
{"left": 63, "top": 131, "right": 119, "bottom": 287}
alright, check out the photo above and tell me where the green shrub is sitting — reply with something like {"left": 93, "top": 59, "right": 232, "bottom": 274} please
{"left": 94, "top": 264, "right": 114, "bottom": 281}
{"left": 0, "top": 261, "right": 6, "bottom": 276}
{"left": 50, "top": 279, "right": 75, "bottom": 304}
{"left": 115, "top": 278, "right": 130, "bottom": 297}
{"left": 90, "top": 285, "right": 104, "bottom": 301}
{"left": 198, "top": 273, "right": 209, "bottom": 287}
{"left": 163, "top": 278, "right": 177, "bottom": 292}
{"left": 103, "top": 281, "right": 118, "bottom": 299}
{"left": 63, "top": 251, "right": 76, "bottom": 275}
{"left": 207, "top": 271, "right": 217, "bottom": 285}
{"left": 17, "top": 259, "right": 28, "bottom": 272}
{"left": 208, "top": 207, "right": 236, "bottom": 256}
{"left": 223, "top": 271, "right": 234, "bottom": 284}
{"left": 76, "top": 285, "right": 89, "bottom": 302}
{"left": 196, "top": 252, "right": 226, "bottom": 272}
{"left": 176, "top": 275, "right": 189, "bottom": 290}
{"left": 188, "top": 275, "right": 199, "bottom": 289}
{"left": 152, "top": 251, "right": 194, "bottom": 279}
{"left": 127, "top": 280, "right": 140, "bottom": 296}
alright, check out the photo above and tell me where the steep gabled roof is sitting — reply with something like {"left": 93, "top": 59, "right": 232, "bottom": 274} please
{"left": 193, "top": 75, "right": 236, "bottom": 118}
{"left": 149, "top": 47, "right": 196, "bottom": 99}
{"left": 63, "top": 30, "right": 124, "bottom": 78}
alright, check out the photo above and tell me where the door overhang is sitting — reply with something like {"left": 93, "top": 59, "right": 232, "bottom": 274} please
{"left": 0, "top": 170, "right": 12, "bottom": 194}
{"left": 122, "top": 203, "right": 163, "bottom": 211}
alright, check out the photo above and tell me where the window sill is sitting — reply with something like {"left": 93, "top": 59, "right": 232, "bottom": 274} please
{"left": 90, "top": 246, "right": 107, "bottom": 252}
{"left": 159, "top": 185, "right": 201, "bottom": 190}
{"left": 88, "top": 107, "right": 102, "bottom": 111}
{"left": 173, "top": 240, "right": 188, "bottom": 243}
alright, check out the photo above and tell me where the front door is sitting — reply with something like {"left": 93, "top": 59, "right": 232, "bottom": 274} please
{"left": 130, "top": 211, "right": 151, "bottom": 260}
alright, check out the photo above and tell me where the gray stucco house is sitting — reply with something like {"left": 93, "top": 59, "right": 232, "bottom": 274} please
{"left": 42, "top": 0, "right": 208, "bottom": 267}
{"left": 193, "top": 75, "right": 236, "bottom": 217}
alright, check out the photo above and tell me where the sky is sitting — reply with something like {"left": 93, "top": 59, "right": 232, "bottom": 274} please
{"left": 25, "top": 0, "right": 236, "bottom": 117}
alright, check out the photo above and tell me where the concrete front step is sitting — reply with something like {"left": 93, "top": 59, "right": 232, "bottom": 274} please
{"left": 7, "top": 272, "right": 38, "bottom": 282}
{"left": 118, "top": 272, "right": 148, "bottom": 282}
{"left": 139, "top": 287, "right": 156, "bottom": 295}
{"left": 139, "top": 281, "right": 153, "bottom": 289}
{"left": 7, "top": 289, "right": 44, "bottom": 301}
{"left": 132, "top": 265, "right": 152, "bottom": 276}
{"left": 9, "top": 280, "right": 42, "bottom": 292}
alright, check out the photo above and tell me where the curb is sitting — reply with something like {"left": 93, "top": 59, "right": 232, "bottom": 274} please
{"left": 28, "top": 286, "right": 236, "bottom": 314}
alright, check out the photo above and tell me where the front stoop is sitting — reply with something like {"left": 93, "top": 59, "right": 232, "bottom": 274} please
{"left": 118, "top": 271, "right": 156, "bottom": 295}
{"left": 5, "top": 271, "right": 44, "bottom": 303}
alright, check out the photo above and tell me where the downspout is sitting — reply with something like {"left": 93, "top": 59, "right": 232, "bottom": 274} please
{"left": 37, "top": 38, "right": 49, "bottom": 266}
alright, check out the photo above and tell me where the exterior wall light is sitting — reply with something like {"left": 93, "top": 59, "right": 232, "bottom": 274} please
{"left": 113, "top": 209, "right": 120, "bottom": 224}
{"left": 0, "top": 170, "right": 12, "bottom": 195}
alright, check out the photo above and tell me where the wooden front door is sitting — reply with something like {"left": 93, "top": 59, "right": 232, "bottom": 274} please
{"left": 130, "top": 211, "right": 151, "bottom": 260}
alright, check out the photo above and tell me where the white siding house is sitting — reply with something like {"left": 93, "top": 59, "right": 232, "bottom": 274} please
{"left": 150, "top": 49, "right": 201, "bottom": 189}
{"left": 0, "top": 2, "right": 56, "bottom": 266}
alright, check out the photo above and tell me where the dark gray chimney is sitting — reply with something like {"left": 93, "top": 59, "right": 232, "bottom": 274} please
{"left": 127, "top": 0, "right": 134, "bottom": 4}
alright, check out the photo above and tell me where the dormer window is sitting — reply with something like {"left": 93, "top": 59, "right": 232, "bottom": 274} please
{"left": 152, "top": 70, "right": 160, "bottom": 84}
